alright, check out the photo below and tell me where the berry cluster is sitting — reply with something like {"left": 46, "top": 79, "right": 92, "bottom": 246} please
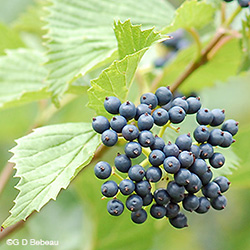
{"left": 92, "top": 87, "right": 239, "bottom": 229}
{"left": 223, "top": 0, "right": 250, "bottom": 8}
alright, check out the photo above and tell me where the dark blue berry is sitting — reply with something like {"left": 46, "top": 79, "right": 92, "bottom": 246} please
{"left": 92, "top": 116, "right": 110, "bottom": 134}
{"left": 213, "top": 176, "right": 230, "bottom": 193}
{"left": 196, "top": 108, "right": 213, "bottom": 125}
{"left": 169, "top": 213, "right": 188, "bottom": 228}
{"left": 189, "top": 158, "right": 207, "bottom": 176}
{"left": 135, "top": 180, "right": 151, "bottom": 197}
{"left": 138, "top": 130, "right": 155, "bottom": 147}
{"left": 182, "top": 194, "right": 199, "bottom": 212}
{"left": 149, "top": 150, "right": 165, "bottom": 166}
{"left": 153, "top": 188, "right": 170, "bottom": 205}
{"left": 140, "top": 93, "right": 158, "bottom": 109}
{"left": 114, "top": 153, "right": 131, "bottom": 173}
{"left": 145, "top": 166, "right": 162, "bottom": 182}
{"left": 185, "top": 173, "right": 202, "bottom": 193}
{"left": 202, "top": 182, "right": 221, "bottom": 198}
{"left": 186, "top": 97, "right": 201, "bottom": 114}
{"left": 209, "top": 153, "right": 225, "bottom": 168}
{"left": 168, "top": 106, "right": 186, "bottom": 124}
{"left": 199, "top": 143, "right": 214, "bottom": 159}
{"left": 152, "top": 108, "right": 169, "bottom": 126}
{"left": 167, "top": 181, "right": 185, "bottom": 200}
{"left": 178, "top": 151, "right": 194, "bottom": 168}
{"left": 208, "top": 129, "right": 224, "bottom": 146}
{"left": 211, "top": 195, "right": 227, "bottom": 210}
{"left": 135, "top": 104, "right": 152, "bottom": 120}
{"left": 101, "top": 130, "right": 118, "bottom": 147}
{"left": 137, "top": 113, "right": 154, "bottom": 131}
{"left": 165, "top": 202, "right": 180, "bottom": 218}
{"left": 199, "top": 168, "right": 213, "bottom": 186}
{"left": 190, "top": 144, "right": 200, "bottom": 158}
{"left": 175, "top": 133, "right": 192, "bottom": 151}
{"left": 195, "top": 197, "right": 210, "bottom": 214}
{"left": 119, "top": 101, "right": 136, "bottom": 120}
{"left": 163, "top": 142, "right": 179, "bottom": 157}
{"left": 107, "top": 199, "right": 124, "bottom": 216}
{"left": 125, "top": 142, "right": 142, "bottom": 158}
{"left": 131, "top": 209, "right": 147, "bottom": 224}
{"left": 193, "top": 125, "right": 209, "bottom": 143}
{"left": 101, "top": 180, "right": 118, "bottom": 197}
{"left": 104, "top": 96, "right": 121, "bottom": 114}
{"left": 237, "top": 0, "right": 250, "bottom": 7}
{"left": 122, "top": 124, "right": 139, "bottom": 141}
{"left": 174, "top": 168, "right": 191, "bottom": 186}
{"left": 210, "top": 109, "right": 225, "bottom": 126}
{"left": 221, "top": 119, "right": 239, "bottom": 136}
{"left": 220, "top": 131, "right": 234, "bottom": 148}
{"left": 94, "top": 161, "right": 112, "bottom": 179}
{"left": 150, "top": 135, "right": 165, "bottom": 151}
{"left": 171, "top": 97, "right": 189, "bottom": 112}
{"left": 155, "top": 86, "right": 172, "bottom": 106}
{"left": 126, "top": 194, "right": 143, "bottom": 211}
{"left": 142, "top": 193, "right": 153, "bottom": 206}
{"left": 119, "top": 179, "right": 135, "bottom": 195}
{"left": 128, "top": 165, "right": 145, "bottom": 182}
{"left": 110, "top": 116, "right": 127, "bottom": 132}
{"left": 150, "top": 204, "right": 166, "bottom": 219}
{"left": 163, "top": 156, "right": 181, "bottom": 174}
{"left": 161, "top": 101, "right": 172, "bottom": 111}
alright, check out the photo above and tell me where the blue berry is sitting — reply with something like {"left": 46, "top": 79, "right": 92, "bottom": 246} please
{"left": 92, "top": 116, "right": 110, "bottom": 134}
{"left": 171, "top": 97, "right": 189, "bottom": 112}
{"left": 161, "top": 101, "right": 172, "bottom": 111}
{"left": 94, "top": 161, "right": 112, "bottom": 179}
{"left": 221, "top": 119, "right": 239, "bottom": 136}
{"left": 208, "top": 129, "right": 224, "bottom": 146}
{"left": 202, "top": 182, "right": 221, "bottom": 198}
{"left": 101, "top": 130, "right": 118, "bottom": 147}
{"left": 119, "top": 179, "right": 135, "bottom": 195}
{"left": 163, "top": 156, "right": 181, "bottom": 174}
{"left": 220, "top": 131, "right": 234, "bottom": 148}
{"left": 199, "top": 168, "right": 213, "bottom": 186}
{"left": 190, "top": 144, "right": 200, "bottom": 158}
{"left": 174, "top": 168, "right": 191, "bottom": 186}
{"left": 146, "top": 166, "right": 162, "bottom": 182}
{"left": 153, "top": 188, "right": 170, "bottom": 205}
{"left": 210, "top": 109, "right": 225, "bottom": 126}
{"left": 163, "top": 142, "right": 179, "bottom": 157}
{"left": 193, "top": 125, "right": 209, "bottom": 143}
{"left": 185, "top": 173, "right": 202, "bottom": 193}
{"left": 119, "top": 101, "right": 136, "bottom": 120}
{"left": 107, "top": 199, "right": 124, "bottom": 216}
{"left": 150, "top": 204, "right": 166, "bottom": 219}
{"left": 213, "top": 176, "right": 230, "bottom": 193}
{"left": 149, "top": 150, "right": 165, "bottom": 166}
{"left": 135, "top": 104, "right": 152, "bottom": 120}
{"left": 155, "top": 86, "right": 172, "bottom": 106}
{"left": 125, "top": 142, "right": 142, "bottom": 158}
{"left": 126, "top": 194, "right": 143, "bottom": 211}
{"left": 110, "top": 116, "right": 127, "bottom": 132}
{"left": 128, "top": 165, "right": 145, "bottom": 182}
{"left": 195, "top": 197, "right": 210, "bottom": 214}
{"left": 211, "top": 195, "right": 227, "bottom": 210}
{"left": 131, "top": 209, "right": 147, "bottom": 224}
{"left": 114, "top": 153, "right": 131, "bottom": 173}
{"left": 189, "top": 158, "right": 207, "bottom": 176}
{"left": 175, "top": 133, "right": 192, "bottom": 151}
{"left": 137, "top": 113, "right": 154, "bottom": 131}
{"left": 101, "top": 180, "right": 118, "bottom": 197}
{"left": 168, "top": 106, "right": 186, "bottom": 124}
{"left": 152, "top": 108, "right": 169, "bottom": 126}
{"left": 182, "top": 194, "right": 199, "bottom": 212}
{"left": 196, "top": 108, "right": 213, "bottom": 125}
{"left": 122, "top": 124, "right": 139, "bottom": 141}
{"left": 140, "top": 93, "right": 158, "bottom": 109}
{"left": 135, "top": 180, "right": 151, "bottom": 197}
{"left": 186, "top": 97, "right": 201, "bottom": 114}
{"left": 150, "top": 135, "right": 165, "bottom": 151}
{"left": 169, "top": 213, "right": 188, "bottom": 228}
{"left": 199, "top": 143, "right": 214, "bottom": 159}
{"left": 167, "top": 181, "right": 185, "bottom": 200}
{"left": 165, "top": 203, "right": 180, "bottom": 218}
{"left": 238, "top": 0, "right": 250, "bottom": 7}
{"left": 178, "top": 151, "right": 194, "bottom": 168}
{"left": 138, "top": 130, "right": 155, "bottom": 147}
{"left": 142, "top": 193, "right": 153, "bottom": 206}
{"left": 104, "top": 96, "right": 121, "bottom": 114}
{"left": 209, "top": 153, "right": 225, "bottom": 168}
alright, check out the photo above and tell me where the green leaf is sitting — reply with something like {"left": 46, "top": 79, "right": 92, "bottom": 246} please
{"left": 87, "top": 21, "right": 161, "bottom": 115}
{"left": 2, "top": 122, "right": 100, "bottom": 228}
{"left": 161, "top": 0, "right": 215, "bottom": 33}
{"left": 44, "top": 0, "right": 174, "bottom": 100}
{"left": 0, "top": 49, "right": 50, "bottom": 109}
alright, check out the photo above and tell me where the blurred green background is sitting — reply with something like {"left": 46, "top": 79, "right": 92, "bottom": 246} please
{"left": 0, "top": 0, "right": 250, "bottom": 249}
